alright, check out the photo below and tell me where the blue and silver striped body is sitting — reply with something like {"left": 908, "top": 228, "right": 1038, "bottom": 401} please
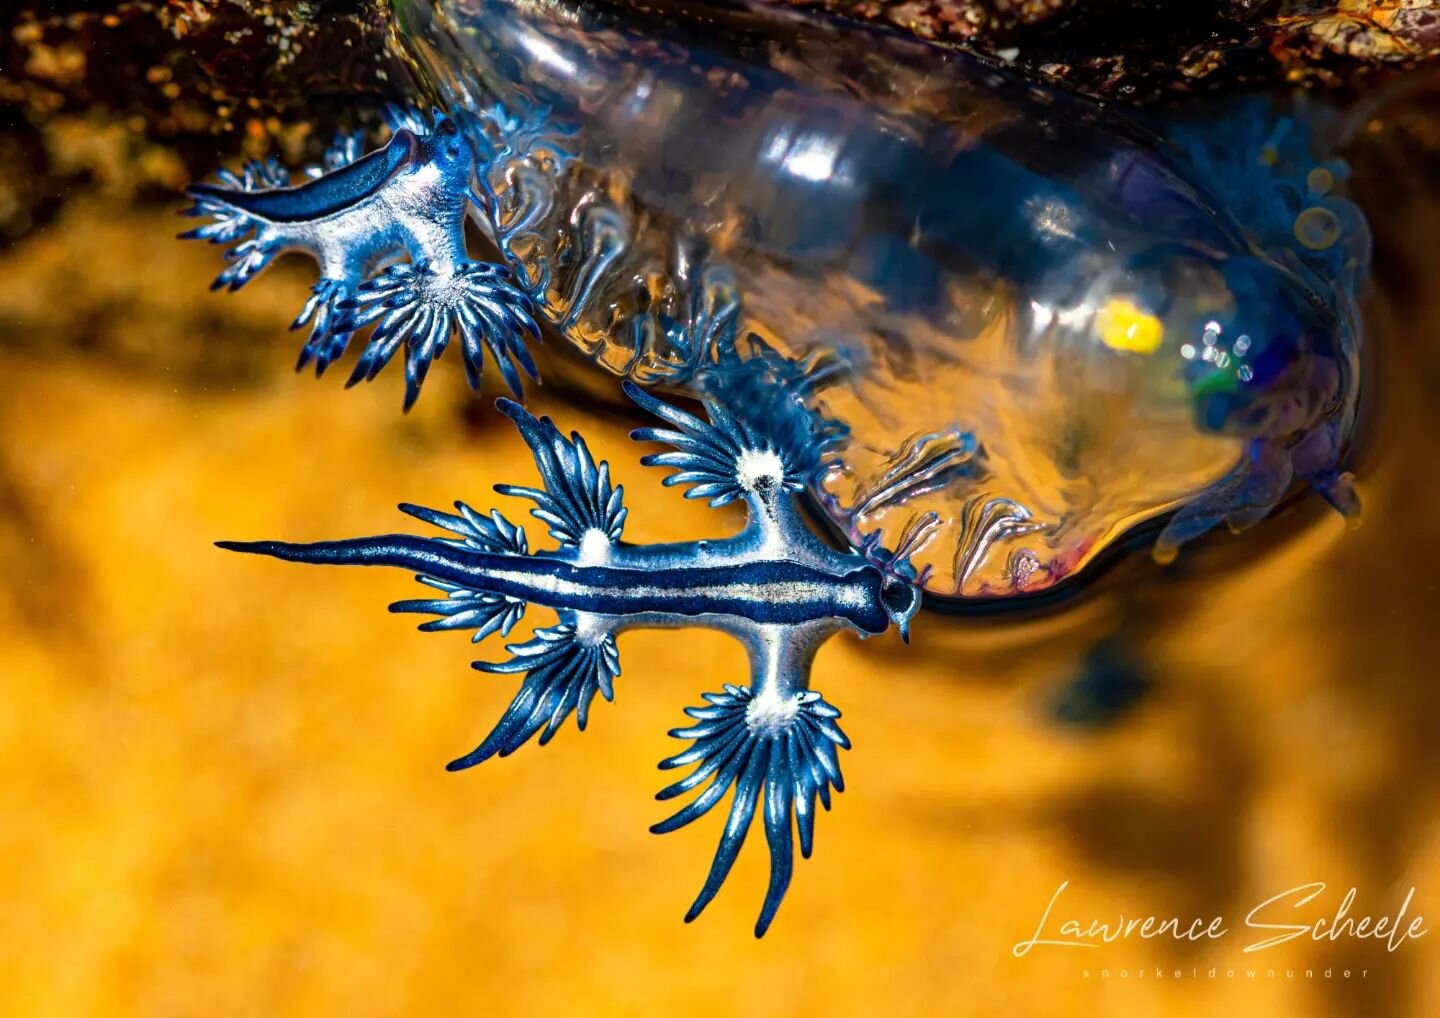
{"left": 220, "top": 361, "right": 929, "bottom": 936}
{"left": 288, "top": 535, "right": 894, "bottom": 635}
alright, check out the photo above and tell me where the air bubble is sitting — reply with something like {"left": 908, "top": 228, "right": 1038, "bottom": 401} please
{"left": 1294, "top": 207, "right": 1342, "bottom": 251}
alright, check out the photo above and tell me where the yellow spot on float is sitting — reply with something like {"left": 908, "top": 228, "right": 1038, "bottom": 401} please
{"left": 1095, "top": 297, "right": 1164, "bottom": 355}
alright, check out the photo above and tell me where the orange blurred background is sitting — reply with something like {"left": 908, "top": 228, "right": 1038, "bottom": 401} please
{"left": 2, "top": 102, "right": 1440, "bottom": 1017}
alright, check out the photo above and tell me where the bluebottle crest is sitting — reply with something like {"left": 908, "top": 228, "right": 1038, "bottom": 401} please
{"left": 1167, "top": 98, "right": 1372, "bottom": 310}
{"left": 219, "top": 364, "right": 925, "bottom": 936}
{"left": 1142, "top": 99, "right": 1371, "bottom": 559}
{"left": 180, "top": 107, "right": 542, "bottom": 408}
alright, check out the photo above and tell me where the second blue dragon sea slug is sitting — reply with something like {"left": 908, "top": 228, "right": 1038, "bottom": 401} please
{"left": 182, "top": 109, "right": 541, "bottom": 409}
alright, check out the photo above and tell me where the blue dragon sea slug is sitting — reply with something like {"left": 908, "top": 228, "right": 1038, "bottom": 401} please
{"left": 183, "top": 0, "right": 1369, "bottom": 593}
{"left": 181, "top": 110, "right": 541, "bottom": 409}
{"left": 219, "top": 358, "right": 930, "bottom": 936}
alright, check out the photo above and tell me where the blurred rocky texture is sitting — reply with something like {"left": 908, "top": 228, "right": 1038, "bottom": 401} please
{"left": 3, "top": 1, "right": 1437, "bottom": 235}
{"left": 0, "top": 1, "right": 406, "bottom": 244}
{"left": 788, "top": 1, "right": 1440, "bottom": 96}
{"left": 1, "top": 0, "right": 1437, "bottom": 385}
{"left": 4, "top": 2, "right": 1439, "bottom": 166}
{"left": 0, "top": 1, "right": 415, "bottom": 381}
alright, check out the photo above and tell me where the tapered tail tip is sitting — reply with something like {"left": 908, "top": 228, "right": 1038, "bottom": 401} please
{"left": 214, "top": 539, "right": 319, "bottom": 562}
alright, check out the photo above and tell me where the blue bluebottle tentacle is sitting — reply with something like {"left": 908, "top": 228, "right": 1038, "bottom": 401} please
{"left": 448, "top": 620, "right": 622, "bottom": 769}
{"left": 1153, "top": 438, "right": 1297, "bottom": 563}
{"left": 646, "top": 267, "right": 744, "bottom": 384}
{"left": 1167, "top": 98, "right": 1371, "bottom": 307}
{"left": 1148, "top": 99, "right": 1370, "bottom": 549}
{"left": 652, "top": 684, "right": 850, "bottom": 937}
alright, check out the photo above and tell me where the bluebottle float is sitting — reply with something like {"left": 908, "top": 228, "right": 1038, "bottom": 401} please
{"left": 219, "top": 359, "right": 931, "bottom": 936}
{"left": 390, "top": 0, "right": 1369, "bottom": 593}
{"left": 183, "top": 0, "right": 1370, "bottom": 596}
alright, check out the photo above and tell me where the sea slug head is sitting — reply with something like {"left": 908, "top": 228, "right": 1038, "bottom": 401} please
{"left": 419, "top": 110, "right": 488, "bottom": 180}
{"left": 854, "top": 514, "right": 935, "bottom": 641}
{"left": 878, "top": 573, "right": 923, "bottom": 643}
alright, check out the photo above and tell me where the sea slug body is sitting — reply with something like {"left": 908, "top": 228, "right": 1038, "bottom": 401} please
{"left": 219, "top": 355, "right": 930, "bottom": 936}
